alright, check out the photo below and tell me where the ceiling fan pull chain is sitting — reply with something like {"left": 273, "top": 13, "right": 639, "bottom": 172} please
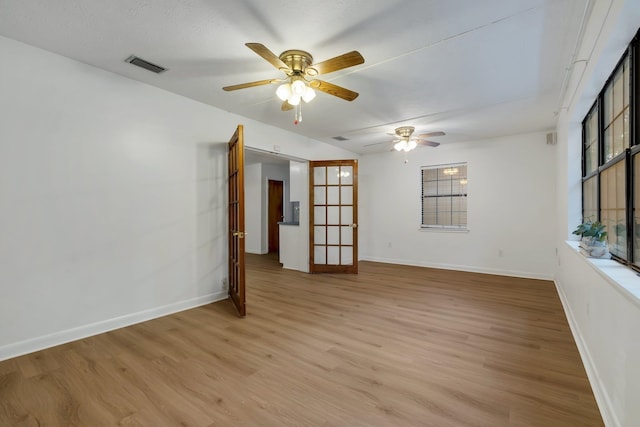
{"left": 294, "top": 103, "right": 302, "bottom": 125}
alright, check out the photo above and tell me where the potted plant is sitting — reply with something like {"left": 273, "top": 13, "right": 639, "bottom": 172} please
{"left": 572, "top": 220, "right": 609, "bottom": 258}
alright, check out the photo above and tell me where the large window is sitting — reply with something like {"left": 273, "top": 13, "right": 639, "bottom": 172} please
{"left": 421, "top": 163, "right": 467, "bottom": 229}
{"left": 581, "top": 29, "right": 639, "bottom": 267}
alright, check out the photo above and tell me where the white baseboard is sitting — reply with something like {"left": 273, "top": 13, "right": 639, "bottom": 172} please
{"left": 553, "top": 278, "right": 618, "bottom": 427}
{"left": 359, "top": 256, "right": 553, "bottom": 281}
{"left": 0, "top": 291, "right": 228, "bottom": 362}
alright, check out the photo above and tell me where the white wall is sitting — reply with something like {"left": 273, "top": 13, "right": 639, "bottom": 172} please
{"left": 0, "top": 35, "right": 357, "bottom": 360}
{"left": 243, "top": 161, "right": 290, "bottom": 254}
{"left": 554, "top": 1, "right": 640, "bottom": 426}
{"left": 360, "top": 132, "right": 557, "bottom": 279}
{"left": 244, "top": 163, "right": 262, "bottom": 254}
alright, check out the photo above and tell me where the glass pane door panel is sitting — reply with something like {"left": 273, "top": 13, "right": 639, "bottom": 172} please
{"left": 314, "top": 167, "right": 326, "bottom": 185}
{"left": 341, "top": 186, "right": 353, "bottom": 205}
{"left": 309, "top": 160, "right": 358, "bottom": 273}
{"left": 327, "top": 167, "right": 340, "bottom": 185}
{"left": 327, "top": 246, "right": 340, "bottom": 264}
{"left": 341, "top": 226, "right": 353, "bottom": 245}
{"left": 314, "top": 246, "right": 326, "bottom": 264}
{"left": 341, "top": 248, "right": 353, "bottom": 265}
{"left": 341, "top": 206, "right": 353, "bottom": 225}
{"left": 314, "top": 206, "right": 326, "bottom": 225}
{"left": 314, "top": 187, "right": 326, "bottom": 204}
{"left": 327, "top": 187, "right": 340, "bottom": 204}
{"left": 327, "top": 206, "right": 340, "bottom": 224}
{"left": 341, "top": 166, "right": 353, "bottom": 184}
{"left": 314, "top": 226, "right": 326, "bottom": 244}
{"left": 327, "top": 226, "right": 340, "bottom": 245}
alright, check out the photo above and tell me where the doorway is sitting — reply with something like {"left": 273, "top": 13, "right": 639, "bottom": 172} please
{"left": 268, "top": 179, "right": 284, "bottom": 253}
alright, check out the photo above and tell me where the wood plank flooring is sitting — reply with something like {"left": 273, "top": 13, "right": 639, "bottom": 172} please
{"left": 0, "top": 255, "right": 603, "bottom": 426}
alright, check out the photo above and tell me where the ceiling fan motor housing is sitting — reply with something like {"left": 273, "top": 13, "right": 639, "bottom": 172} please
{"left": 395, "top": 126, "right": 415, "bottom": 138}
{"left": 279, "top": 50, "right": 314, "bottom": 75}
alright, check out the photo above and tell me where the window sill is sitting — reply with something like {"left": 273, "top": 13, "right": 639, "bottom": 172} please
{"left": 565, "top": 240, "right": 640, "bottom": 307}
{"left": 419, "top": 227, "right": 469, "bottom": 233}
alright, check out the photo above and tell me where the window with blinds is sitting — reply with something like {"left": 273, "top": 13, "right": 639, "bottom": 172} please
{"left": 421, "top": 163, "right": 467, "bottom": 229}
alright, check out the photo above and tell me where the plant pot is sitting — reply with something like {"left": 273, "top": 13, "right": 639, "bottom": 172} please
{"left": 579, "top": 237, "right": 610, "bottom": 258}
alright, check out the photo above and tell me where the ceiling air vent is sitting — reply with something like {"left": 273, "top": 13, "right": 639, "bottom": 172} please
{"left": 125, "top": 55, "right": 167, "bottom": 74}
{"left": 332, "top": 136, "right": 349, "bottom": 141}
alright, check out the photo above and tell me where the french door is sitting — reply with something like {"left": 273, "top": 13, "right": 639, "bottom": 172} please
{"left": 228, "top": 125, "right": 246, "bottom": 316}
{"left": 309, "top": 160, "right": 358, "bottom": 273}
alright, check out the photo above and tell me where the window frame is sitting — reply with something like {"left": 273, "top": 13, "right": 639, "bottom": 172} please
{"left": 580, "top": 28, "right": 640, "bottom": 269}
{"left": 420, "top": 162, "right": 468, "bottom": 230}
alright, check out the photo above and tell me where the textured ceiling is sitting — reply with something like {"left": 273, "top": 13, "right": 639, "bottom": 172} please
{"left": 0, "top": 0, "right": 590, "bottom": 154}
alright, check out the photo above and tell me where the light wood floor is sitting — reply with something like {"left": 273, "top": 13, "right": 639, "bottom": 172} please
{"left": 0, "top": 255, "right": 603, "bottom": 426}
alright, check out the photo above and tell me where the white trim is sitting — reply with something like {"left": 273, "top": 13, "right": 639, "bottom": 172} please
{"left": 554, "top": 276, "right": 619, "bottom": 427}
{"left": 0, "top": 291, "right": 228, "bottom": 362}
{"left": 358, "top": 256, "right": 553, "bottom": 280}
{"left": 564, "top": 241, "right": 640, "bottom": 308}
{"left": 419, "top": 227, "right": 470, "bottom": 233}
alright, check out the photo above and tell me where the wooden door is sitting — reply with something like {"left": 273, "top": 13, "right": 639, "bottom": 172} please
{"left": 309, "top": 160, "right": 358, "bottom": 273}
{"left": 228, "top": 125, "right": 246, "bottom": 316}
{"left": 268, "top": 180, "right": 284, "bottom": 253}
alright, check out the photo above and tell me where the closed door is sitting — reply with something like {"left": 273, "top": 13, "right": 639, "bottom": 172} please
{"left": 268, "top": 179, "right": 284, "bottom": 253}
{"left": 309, "top": 160, "right": 358, "bottom": 273}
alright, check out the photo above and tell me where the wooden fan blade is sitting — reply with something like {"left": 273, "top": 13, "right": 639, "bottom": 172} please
{"left": 415, "top": 131, "right": 445, "bottom": 138}
{"left": 309, "top": 80, "right": 359, "bottom": 101}
{"left": 363, "top": 140, "right": 393, "bottom": 148}
{"left": 245, "top": 43, "right": 290, "bottom": 72}
{"left": 417, "top": 140, "right": 440, "bottom": 147}
{"left": 305, "top": 51, "right": 364, "bottom": 76}
{"left": 222, "top": 79, "right": 280, "bottom": 91}
{"left": 281, "top": 100, "right": 293, "bottom": 111}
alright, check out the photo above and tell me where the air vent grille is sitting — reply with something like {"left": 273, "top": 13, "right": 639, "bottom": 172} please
{"left": 332, "top": 136, "right": 349, "bottom": 141}
{"left": 125, "top": 55, "right": 167, "bottom": 74}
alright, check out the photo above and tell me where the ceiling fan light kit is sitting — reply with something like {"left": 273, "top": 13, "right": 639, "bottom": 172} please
{"left": 362, "top": 126, "right": 445, "bottom": 154}
{"left": 223, "top": 43, "right": 364, "bottom": 124}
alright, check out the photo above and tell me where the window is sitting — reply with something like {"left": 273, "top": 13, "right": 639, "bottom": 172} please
{"left": 580, "top": 29, "right": 640, "bottom": 267}
{"left": 421, "top": 163, "right": 467, "bottom": 229}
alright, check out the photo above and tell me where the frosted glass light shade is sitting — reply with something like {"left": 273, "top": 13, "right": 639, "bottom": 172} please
{"left": 288, "top": 94, "right": 301, "bottom": 105}
{"left": 291, "top": 79, "right": 306, "bottom": 96}
{"left": 302, "top": 86, "right": 316, "bottom": 103}
{"left": 394, "top": 141, "right": 407, "bottom": 151}
{"left": 276, "top": 83, "right": 291, "bottom": 101}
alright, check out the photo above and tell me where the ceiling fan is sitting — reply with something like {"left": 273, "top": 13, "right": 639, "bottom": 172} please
{"left": 223, "top": 43, "right": 364, "bottom": 123}
{"left": 365, "top": 126, "right": 445, "bottom": 152}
